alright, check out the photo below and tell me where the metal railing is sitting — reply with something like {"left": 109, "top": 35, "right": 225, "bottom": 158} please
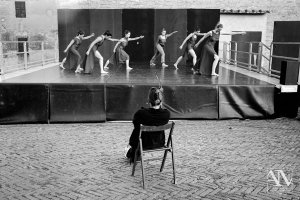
{"left": 0, "top": 40, "right": 58, "bottom": 75}
{"left": 220, "top": 41, "right": 300, "bottom": 79}
{"left": 268, "top": 42, "right": 300, "bottom": 78}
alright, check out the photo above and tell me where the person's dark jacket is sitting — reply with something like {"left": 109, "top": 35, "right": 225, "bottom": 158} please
{"left": 129, "top": 107, "right": 170, "bottom": 150}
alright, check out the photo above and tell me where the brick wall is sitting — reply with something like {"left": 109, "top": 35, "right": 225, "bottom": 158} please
{"left": 1, "top": 0, "right": 300, "bottom": 46}
{"left": 265, "top": 0, "right": 300, "bottom": 44}
{"left": 0, "top": 0, "right": 57, "bottom": 41}
{"left": 0, "top": 0, "right": 15, "bottom": 39}
{"left": 58, "top": 0, "right": 271, "bottom": 10}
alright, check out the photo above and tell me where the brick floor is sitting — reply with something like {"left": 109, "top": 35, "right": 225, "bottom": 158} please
{"left": 0, "top": 118, "right": 299, "bottom": 200}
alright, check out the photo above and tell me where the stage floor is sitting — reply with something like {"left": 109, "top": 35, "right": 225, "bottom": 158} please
{"left": 2, "top": 63, "right": 273, "bottom": 86}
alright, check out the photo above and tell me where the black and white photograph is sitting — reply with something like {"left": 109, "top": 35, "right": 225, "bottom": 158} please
{"left": 0, "top": 0, "right": 300, "bottom": 199}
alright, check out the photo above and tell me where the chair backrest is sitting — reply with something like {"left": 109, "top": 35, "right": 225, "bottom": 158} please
{"left": 139, "top": 121, "right": 175, "bottom": 138}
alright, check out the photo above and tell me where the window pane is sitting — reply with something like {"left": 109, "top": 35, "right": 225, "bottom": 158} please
{"left": 15, "top": 1, "right": 26, "bottom": 18}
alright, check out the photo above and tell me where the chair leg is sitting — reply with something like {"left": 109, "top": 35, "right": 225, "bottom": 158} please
{"left": 139, "top": 139, "right": 146, "bottom": 189}
{"left": 160, "top": 150, "right": 168, "bottom": 172}
{"left": 131, "top": 145, "right": 139, "bottom": 176}
{"left": 171, "top": 141, "right": 176, "bottom": 184}
{"left": 160, "top": 133, "right": 172, "bottom": 172}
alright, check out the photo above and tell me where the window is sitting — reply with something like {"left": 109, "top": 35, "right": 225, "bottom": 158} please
{"left": 15, "top": 1, "right": 26, "bottom": 18}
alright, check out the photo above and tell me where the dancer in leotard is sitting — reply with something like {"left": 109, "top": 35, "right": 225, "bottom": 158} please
{"left": 83, "top": 30, "right": 119, "bottom": 74}
{"left": 173, "top": 29, "right": 204, "bottom": 69}
{"left": 61, "top": 30, "right": 94, "bottom": 73}
{"left": 104, "top": 30, "right": 144, "bottom": 70}
{"left": 150, "top": 28, "right": 178, "bottom": 67}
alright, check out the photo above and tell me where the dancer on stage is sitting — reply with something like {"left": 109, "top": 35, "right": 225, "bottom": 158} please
{"left": 61, "top": 30, "right": 94, "bottom": 73}
{"left": 104, "top": 30, "right": 144, "bottom": 70}
{"left": 150, "top": 28, "right": 178, "bottom": 67}
{"left": 173, "top": 29, "right": 204, "bottom": 69}
{"left": 83, "top": 30, "right": 119, "bottom": 74}
{"left": 195, "top": 23, "right": 246, "bottom": 76}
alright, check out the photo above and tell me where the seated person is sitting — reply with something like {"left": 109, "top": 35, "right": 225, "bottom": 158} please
{"left": 126, "top": 87, "right": 170, "bottom": 162}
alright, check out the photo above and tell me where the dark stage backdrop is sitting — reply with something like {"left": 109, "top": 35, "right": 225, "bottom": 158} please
{"left": 272, "top": 21, "right": 300, "bottom": 75}
{"left": 122, "top": 9, "right": 155, "bottom": 63}
{"left": 58, "top": 9, "right": 220, "bottom": 64}
{"left": 154, "top": 9, "right": 187, "bottom": 63}
{"left": 58, "top": 9, "right": 91, "bottom": 62}
{"left": 89, "top": 9, "right": 122, "bottom": 61}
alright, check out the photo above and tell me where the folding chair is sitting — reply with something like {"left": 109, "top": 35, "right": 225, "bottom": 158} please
{"left": 131, "top": 121, "right": 176, "bottom": 189}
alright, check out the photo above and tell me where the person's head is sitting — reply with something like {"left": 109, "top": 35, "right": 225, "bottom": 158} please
{"left": 103, "top": 30, "right": 112, "bottom": 39}
{"left": 192, "top": 28, "right": 200, "bottom": 34}
{"left": 161, "top": 28, "right": 166, "bottom": 36}
{"left": 124, "top": 30, "right": 131, "bottom": 38}
{"left": 190, "top": 28, "right": 200, "bottom": 39}
{"left": 215, "top": 23, "right": 223, "bottom": 32}
{"left": 148, "top": 87, "right": 163, "bottom": 107}
{"left": 77, "top": 30, "right": 85, "bottom": 38}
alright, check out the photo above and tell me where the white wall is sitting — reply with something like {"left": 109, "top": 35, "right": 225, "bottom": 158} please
{"left": 219, "top": 14, "right": 268, "bottom": 45}
{"left": 219, "top": 14, "right": 268, "bottom": 69}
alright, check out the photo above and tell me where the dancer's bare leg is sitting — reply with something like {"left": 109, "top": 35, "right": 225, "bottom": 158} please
{"left": 189, "top": 49, "right": 197, "bottom": 67}
{"left": 59, "top": 57, "right": 66, "bottom": 69}
{"left": 155, "top": 44, "right": 167, "bottom": 67}
{"left": 188, "top": 49, "right": 197, "bottom": 74}
{"left": 104, "top": 60, "right": 110, "bottom": 70}
{"left": 150, "top": 47, "right": 159, "bottom": 66}
{"left": 211, "top": 54, "right": 219, "bottom": 76}
{"left": 174, "top": 56, "right": 183, "bottom": 69}
{"left": 74, "top": 52, "right": 83, "bottom": 73}
{"left": 95, "top": 51, "right": 108, "bottom": 74}
{"left": 75, "top": 64, "right": 83, "bottom": 73}
{"left": 126, "top": 59, "right": 132, "bottom": 70}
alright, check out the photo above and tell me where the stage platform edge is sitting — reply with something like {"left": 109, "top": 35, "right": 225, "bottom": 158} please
{"left": 0, "top": 83, "right": 49, "bottom": 124}
{"left": 219, "top": 85, "right": 275, "bottom": 119}
{"left": 0, "top": 83, "right": 279, "bottom": 123}
{"left": 106, "top": 84, "right": 219, "bottom": 120}
{"left": 49, "top": 84, "right": 106, "bottom": 123}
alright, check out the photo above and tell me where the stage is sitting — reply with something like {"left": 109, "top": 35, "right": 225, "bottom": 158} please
{"left": 1, "top": 62, "right": 273, "bottom": 85}
{"left": 0, "top": 63, "right": 278, "bottom": 124}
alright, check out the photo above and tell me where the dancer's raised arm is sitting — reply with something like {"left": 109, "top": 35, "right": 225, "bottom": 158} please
{"left": 64, "top": 40, "right": 74, "bottom": 53}
{"left": 106, "top": 37, "right": 121, "bottom": 42}
{"left": 194, "top": 31, "right": 206, "bottom": 36}
{"left": 86, "top": 36, "right": 103, "bottom": 55}
{"left": 195, "top": 31, "right": 211, "bottom": 48}
{"left": 166, "top": 31, "right": 178, "bottom": 38}
{"left": 179, "top": 33, "right": 194, "bottom": 49}
{"left": 221, "top": 31, "right": 246, "bottom": 35}
{"left": 128, "top": 35, "right": 144, "bottom": 41}
{"left": 83, "top": 33, "right": 95, "bottom": 40}
{"left": 113, "top": 40, "right": 123, "bottom": 53}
